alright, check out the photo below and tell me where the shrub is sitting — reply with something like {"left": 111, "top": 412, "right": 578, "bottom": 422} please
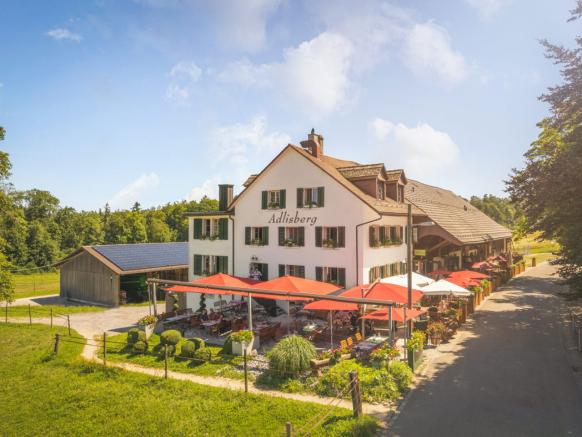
{"left": 127, "top": 328, "right": 141, "bottom": 344}
{"left": 137, "top": 315, "right": 157, "bottom": 326}
{"left": 221, "top": 336, "right": 233, "bottom": 355}
{"left": 268, "top": 335, "right": 316, "bottom": 377}
{"left": 194, "top": 347, "right": 212, "bottom": 361}
{"left": 160, "top": 344, "right": 176, "bottom": 357}
{"left": 191, "top": 337, "right": 205, "bottom": 350}
{"left": 427, "top": 322, "right": 445, "bottom": 337}
{"left": 315, "top": 359, "right": 400, "bottom": 403}
{"left": 388, "top": 360, "right": 413, "bottom": 391}
{"left": 160, "top": 330, "right": 182, "bottom": 346}
{"left": 407, "top": 330, "right": 426, "bottom": 352}
{"left": 132, "top": 340, "right": 148, "bottom": 354}
{"left": 230, "top": 330, "right": 253, "bottom": 344}
{"left": 280, "top": 379, "right": 305, "bottom": 394}
{"left": 181, "top": 341, "right": 196, "bottom": 358}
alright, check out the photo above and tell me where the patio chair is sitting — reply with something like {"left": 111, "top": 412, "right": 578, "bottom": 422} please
{"left": 347, "top": 337, "right": 354, "bottom": 348}
{"left": 340, "top": 339, "right": 348, "bottom": 350}
{"left": 355, "top": 332, "right": 363, "bottom": 342}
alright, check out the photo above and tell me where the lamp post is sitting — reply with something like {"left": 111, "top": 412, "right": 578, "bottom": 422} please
{"left": 407, "top": 204, "right": 413, "bottom": 339}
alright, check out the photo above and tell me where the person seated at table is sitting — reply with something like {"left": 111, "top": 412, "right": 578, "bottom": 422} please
{"left": 200, "top": 309, "right": 209, "bottom": 322}
{"left": 349, "top": 312, "right": 359, "bottom": 329}
{"left": 209, "top": 309, "right": 220, "bottom": 321}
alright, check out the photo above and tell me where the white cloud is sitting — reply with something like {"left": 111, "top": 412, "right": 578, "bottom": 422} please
{"left": 218, "top": 32, "right": 355, "bottom": 118}
{"left": 210, "top": 0, "right": 283, "bottom": 53}
{"left": 165, "top": 60, "right": 202, "bottom": 104}
{"left": 109, "top": 173, "right": 160, "bottom": 210}
{"left": 371, "top": 118, "right": 460, "bottom": 176}
{"left": 465, "top": 0, "right": 510, "bottom": 20}
{"left": 46, "top": 28, "right": 82, "bottom": 42}
{"left": 188, "top": 116, "right": 290, "bottom": 199}
{"left": 403, "top": 22, "right": 468, "bottom": 84}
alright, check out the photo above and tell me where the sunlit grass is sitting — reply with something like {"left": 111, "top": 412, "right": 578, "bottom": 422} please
{"left": 13, "top": 271, "right": 60, "bottom": 299}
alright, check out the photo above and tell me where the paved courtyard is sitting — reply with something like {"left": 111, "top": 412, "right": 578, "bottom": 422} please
{"left": 390, "top": 263, "right": 582, "bottom": 436}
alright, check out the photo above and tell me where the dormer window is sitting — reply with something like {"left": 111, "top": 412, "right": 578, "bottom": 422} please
{"left": 261, "top": 189, "right": 286, "bottom": 209}
{"left": 378, "top": 181, "right": 385, "bottom": 200}
{"left": 297, "top": 187, "right": 324, "bottom": 208}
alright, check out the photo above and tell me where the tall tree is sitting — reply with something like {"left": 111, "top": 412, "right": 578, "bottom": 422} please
{"left": 0, "top": 252, "right": 14, "bottom": 304}
{"left": 507, "top": 1, "right": 582, "bottom": 294}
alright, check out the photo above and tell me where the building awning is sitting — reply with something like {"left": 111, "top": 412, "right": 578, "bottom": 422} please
{"left": 361, "top": 307, "right": 426, "bottom": 322}
{"left": 252, "top": 276, "right": 341, "bottom": 301}
{"left": 340, "top": 282, "right": 424, "bottom": 305}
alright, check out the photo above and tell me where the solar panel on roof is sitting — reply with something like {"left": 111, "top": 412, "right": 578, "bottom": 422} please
{"left": 93, "top": 242, "right": 188, "bottom": 271}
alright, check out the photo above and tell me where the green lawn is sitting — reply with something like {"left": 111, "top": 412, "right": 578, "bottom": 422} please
{"left": 103, "top": 332, "right": 247, "bottom": 380}
{"left": 513, "top": 233, "right": 560, "bottom": 255}
{"left": 522, "top": 253, "right": 556, "bottom": 267}
{"left": 3, "top": 304, "right": 106, "bottom": 317}
{"left": 0, "top": 324, "right": 378, "bottom": 436}
{"left": 13, "top": 271, "right": 60, "bottom": 299}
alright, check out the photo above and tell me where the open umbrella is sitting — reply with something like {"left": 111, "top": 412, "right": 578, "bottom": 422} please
{"left": 361, "top": 307, "right": 426, "bottom": 322}
{"left": 381, "top": 272, "right": 434, "bottom": 288}
{"left": 340, "top": 282, "right": 424, "bottom": 305}
{"left": 420, "top": 279, "right": 471, "bottom": 297}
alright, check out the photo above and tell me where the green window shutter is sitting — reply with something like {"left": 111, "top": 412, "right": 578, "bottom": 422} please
{"left": 262, "top": 227, "right": 269, "bottom": 245}
{"left": 338, "top": 268, "right": 346, "bottom": 287}
{"left": 317, "top": 187, "right": 325, "bottom": 207}
{"left": 261, "top": 191, "right": 268, "bottom": 210}
{"left": 298, "top": 266, "right": 305, "bottom": 278}
{"left": 297, "top": 227, "right": 305, "bottom": 246}
{"left": 193, "top": 219, "right": 202, "bottom": 239}
{"left": 193, "top": 255, "right": 202, "bottom": 276}
{"left": 218, "top": 218, "right": 228, "bottom": 240}
{"left": 217, "top": 256, "right": 228, "bottom": 274}
{"left": 260, "top": 263, "right": 268, "bottom": 280}
{"left": 369, "top": 269, "right": 374, "bottom": 283}
{"left": 404, "top": 226, "right": 408, "bottom": 244}
{"left": 278, "top": 227, "right": 285, "bottom": 246}
{"left": 338, "top": 227, "right": 345, "bottom": 248}
{"left": 280, "top": 189, "right": 286, "bottom": 208}
{"left": 279, "top": 264, "right": 285, "bottom": 277}
{"left": 315, "top": 266, "right": 323, "bottom": 282}
{"left": 315, "top": 227, "right": 322, "bottom": 247}
{"left": 297, "top": 188, "right": 303, "bottom": 208}
{"left": 379, "top": 226, "right": 386, "bottom": 242}
{"left": 245, "top": 227, "right": 251, "bottom": 245}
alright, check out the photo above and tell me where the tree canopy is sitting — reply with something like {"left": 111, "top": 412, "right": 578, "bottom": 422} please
{"left": 507, "top": 1, "right": 582, "bottom": 294}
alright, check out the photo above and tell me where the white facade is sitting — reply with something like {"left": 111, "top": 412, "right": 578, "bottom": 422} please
{"left": 185, "top": 145, "right": 409, "bottom": 311}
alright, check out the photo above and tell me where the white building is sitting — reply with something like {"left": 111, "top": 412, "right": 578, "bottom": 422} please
{"left": 184, "top": 131, "right": 426, "bottom": 311}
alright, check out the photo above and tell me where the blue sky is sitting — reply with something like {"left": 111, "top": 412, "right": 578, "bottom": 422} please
{"left": 0, "top": 0, "right": 579, "bottom": 211}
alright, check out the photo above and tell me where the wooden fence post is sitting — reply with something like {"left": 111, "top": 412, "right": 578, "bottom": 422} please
{"left": 243, "top": 347, "right": 249, "bottom": 393}
{"left": 285, "top": 422, "right": 292, "bottom": 437}
{"left": 28, "top": 304, "right": 32, "bottom": 325}
{"left": 5, "top": 303, "right": 7, "bottom": 323}
{"left": 164, "top": 345, "right": 168, "bottom": 379}
{"left": 50, "top": 308, "right": 53, "bottom": 329}
{"left": 67, "top": 315, "right": 71, "bottom": 336}
{"left": 54, "top": 333, "right": 60, "bottom": 354}
{"left": 349, "top": 371, "right": 362, "bottom": 418}
{"left": 103, "top": 333, "right": 107, "bottom": 366}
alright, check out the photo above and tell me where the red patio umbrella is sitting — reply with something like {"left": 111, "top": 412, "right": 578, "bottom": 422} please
{"left": 448, "top": 270, "right": 490, "bottom": 280}
{"left": 340, "top": 282, "right": 424, "bottom": 305}
{"left": 303, "top": 299, "right": 358, "bottom": 311}
{"left": 361, "top": 307, "right": 426, "bottom": 322}
{"left": 165, "top": 273, "right": 259, "bottom": 295}
{"left": 446, "top": 276, "right": 481, "bottom": 288}
{"left": 428, "top": 269, "right": 451, "bottom": 277}
{"left": 252, "top": 276, "right": 340, "bottom": 301}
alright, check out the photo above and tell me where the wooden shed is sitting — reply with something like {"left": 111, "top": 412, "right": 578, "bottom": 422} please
{"left": 56, "top": 242, "right": 188, "bottom": 306}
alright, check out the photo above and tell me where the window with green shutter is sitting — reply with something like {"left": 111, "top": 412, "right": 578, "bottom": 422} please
{"left": 279, "top": 226, "right": 304, "bottom": 247}
{"left": 262, "top": 227, "right": 269, "bottom": 245}
{"left": 193, "top": 254, "right": 202, "bottom": 275}
{"left": 261, "top": 191, "right": 268, "bottom": 209}
{"left": 217, "top": 256, "right": 228, "bottom": 274}
{"left": 193, "top": 219, "right": 202, "bottom": 239}
{"left": 247, "top": 227, "right": 269, "bottom": 246}
{"left": 315, "top": 227, "right": 323, "bottom": 247}
{"left": 279, "top": 264, "right": 285, "bottom": 277}
{"left": 245, "top": 227, "right": 251, "bottom": 245}
{"left": 317, "top": 187, "right": 324, "bottom": 207}
{"left": 278, "top": 227, "right": 285, "bottom": 246}
{"left": 315, "top": 266, "right": 323, "bottom": 282}
{"left": 280, "top": 189, "right": 286, "bottom": 208}
{"left": 218, "top": 218, "right": 228, "bottom": 240}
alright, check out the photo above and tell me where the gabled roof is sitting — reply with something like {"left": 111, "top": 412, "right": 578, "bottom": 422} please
{"left": 405, "top": 180, "right": 512, "bottom": 245}
{"left": 231, "top": 145, "right": 422, "bottom": 216}
{"left": 56, "top": 242, "right": 189, "bottom": 275}
{"left": 385, "top": 169, "right": 407, "bottom": 184}
{"left": 243, "top": 174, "right": 258, "bottom": 187}
{"left": 337, "top": 163, "right": 386, "bottom": 180}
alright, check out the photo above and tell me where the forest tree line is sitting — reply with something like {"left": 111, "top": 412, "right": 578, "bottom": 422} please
{"left": 0, "top": 129, "right": 218, "bottom": 272}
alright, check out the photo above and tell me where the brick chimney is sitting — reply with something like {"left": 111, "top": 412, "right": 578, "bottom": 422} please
{"left": 300, "top": 128, "right": 324, "bottom": 158}
{"left": 218, "top": 184, "right": 233, "bottom": 211}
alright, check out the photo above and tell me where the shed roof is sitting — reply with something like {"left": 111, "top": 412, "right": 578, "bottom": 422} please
{"left": 57, "top": 242, "right": 188, "bottom": 275}
{"left": 405, "top": 180, "right": 512, "bottom": 245}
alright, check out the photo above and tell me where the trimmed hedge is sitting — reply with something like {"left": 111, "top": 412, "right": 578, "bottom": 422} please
{"left": 181, "top": 341, "right": 196, "bottom": 358}
{"left": 132, "top": 340, "right": 148, "bottom": 354}
{"left": 160, "top": 330, "right": 182, "bottom": 346}
{"left": 191, "top": 338, "right": 205, "bottom": 350}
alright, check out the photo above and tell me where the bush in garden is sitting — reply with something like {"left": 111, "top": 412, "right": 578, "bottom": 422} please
{"left": 407, "top": 330, "right": 426, "bottom": 352}
{"left": 194, "top": 347, "right": 213, "bottom": 361}
{"left": 230, "top": 330, "right": 253, "bottom": 344}
{"left": 160, "top": 329, "right": 182, "bottom": 346}
{"left": 388, "top": 360, "right": 413, "bottom": 392}
{"left": 268, "top": 335, "right": 316, "bottom": 377}
{"left": 160, "top": 344, "right": 176, "bottom": 357}
{"left": 132, "top": 340, "right": 148, "bottom": 354}
{"left": 127, "top": 328, "right": 141, "bottom": 344}
{"left": 191, "top": 337, "right": 205, "bottom": 350}
{"left": 316, "top": 359, "right": 400, "bottom": 403}
{"left": 280, "top": 379, "right": 305, "bottom": 394}
{"left": 221, "top": 336, "right": 233, "bottom": 355}
{"left": 181, "top": 341, "right": 197, "bottom": 358}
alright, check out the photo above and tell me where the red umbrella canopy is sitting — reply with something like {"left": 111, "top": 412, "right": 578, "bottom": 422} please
{"left": 361, "top": 307, "right": 426, "bottom": 322}
{"left": 303, "top": 299, "right": 358, "bottom": 311}
{"left": 252, "top": 276, "right": 341, "bottom": 301}
{"left": 340, "top": 282, "right": 424, "bottom": 305}
{"left": 166, "top": 273, "right": 259, "bottom": 295}
{"left": 428, "top": 269, "right": 451, "bottom": 277}
{"left": 448, "top": 270, "right": 490, "bottom": 280}
{"left": 446, "top": 276, "right": 481, "bottom": 288}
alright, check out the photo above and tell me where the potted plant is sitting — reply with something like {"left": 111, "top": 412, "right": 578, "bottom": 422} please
{"left": 428, "top": 306, "right": 439, "bottom": 319}
{"left": 284, "top": 239, "right": 297, "bottom": 247}
{"left": 322, "top": 239, "right": 337, "bottom": 248}
{"left": 427, "top": 322, "right": 445, "bottom": 345}
{"left": 381, "top": 238, "right": 393, "bottom": 246}
{"left": 407, "top": 330, "right": 426, "bottom": 371}
{"left": 251, "top": 238, "right": 263, "bottom": 246}
{"left": 268, "top": 201, "right": 280, "bottom": 209}
{"left": 137, "top": 315, "right": 158, "bottom": 339}
{"left": 230, "top": 330, "right": 254, "bottom": 356}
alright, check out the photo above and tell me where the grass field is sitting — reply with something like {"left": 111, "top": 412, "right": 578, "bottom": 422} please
{"left": 513, "top": 233, "right": 560, "bottom": 255}
{"left": 3, "top": 304, "right": 106, "bottom": 317}
{"left": 13, "top": 271, "right": 60, "bottom": 299}
{"left": 0, "top": 324, "right": 377, "bottom": 436}
{"left": 103, "top": 332, "right": 246, "bottom": 380}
